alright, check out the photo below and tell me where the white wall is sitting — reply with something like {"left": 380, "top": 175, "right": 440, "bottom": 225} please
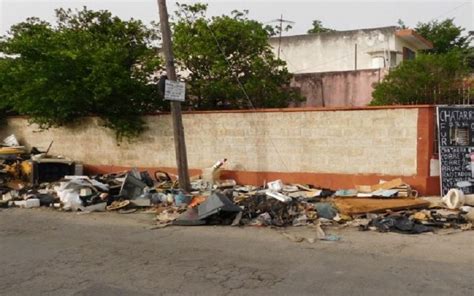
{"left": 1, "top": 108, "right": 419, "bottom": 176}
{"left": 270, "top": 27, "right": 422, "bottom": 74}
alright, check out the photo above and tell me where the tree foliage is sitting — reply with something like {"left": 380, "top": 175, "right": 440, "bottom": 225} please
{"left": 415, "top": 18, "right": 471, "bottom": 54}
{"left": 371, "top": 51, "right": 469, "bottom": 105}
{"left": 415, "top": 18, "right": 473, "bottom": 71}
{"left": 371, "top": 18, "right": 472, "bottom": 105}
{"left": 172, "top": 3, "right": 303, "bottom": 109}
{"left": 0, "top": 7, "right": 163, "bottom": 139}
{"left": 307, "top": 20, "right": 334, "bottom": 34}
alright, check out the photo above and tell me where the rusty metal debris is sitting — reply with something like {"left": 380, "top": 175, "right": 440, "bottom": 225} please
{"left": 1, "top": 137, "right": 472, "bottom": 236}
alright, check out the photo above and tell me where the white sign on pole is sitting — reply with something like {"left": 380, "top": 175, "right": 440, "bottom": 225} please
{"left": 164, "top": 80, "right": 186, "bottom": 102}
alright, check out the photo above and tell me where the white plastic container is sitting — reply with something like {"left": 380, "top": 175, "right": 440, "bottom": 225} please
{"left": 266, "top": 190, "right": 292, "bottom": 203}
{"left": 3, "top": 134, "right": 19, "bottom": 147}
{"left": 14, "top": 199, "right": 40, "bottom": 208}
{"left": 267, "top": 179, "right": 284, "bottom": 192}
{"left": 443, "top": 189, "right": 465, "bottom": 209}
{"left": 24, "top": 198, "right": 40, "bottom": 208}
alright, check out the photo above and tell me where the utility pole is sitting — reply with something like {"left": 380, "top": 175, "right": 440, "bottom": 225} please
{"left": 157, "top": 0, "right": 191, "bottom": 192}
{"left": 278, "top": 14, "right": 283, "bottom": 59}
{"left": 268, "top": 15, "right": 294, "bottom": 59}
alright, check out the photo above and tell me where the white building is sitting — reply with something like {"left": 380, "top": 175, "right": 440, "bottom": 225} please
{"left": 269, "top": 26, "right": 433, "bottom": 74}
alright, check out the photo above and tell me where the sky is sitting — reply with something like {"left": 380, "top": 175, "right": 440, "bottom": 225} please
{"left": 0, "top": 0, "right": 472, "bottom": 36}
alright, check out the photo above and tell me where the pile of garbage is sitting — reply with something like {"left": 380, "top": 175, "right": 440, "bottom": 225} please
{"left": 1, "top": 135, "right": 473, "bottom": 236}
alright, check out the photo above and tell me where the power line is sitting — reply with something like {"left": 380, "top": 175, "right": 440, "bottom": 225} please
{"left": 281, "top": 38, "right": 389, "bottom": 73}
{"left": 427, "top": 2, "right": 470, "bottom": 22}
{"left": 202, "top": 23, "right": 394, "bottom": 171}
{"left": 205, "top": 22, "right": 291, "bottom": 172}
{"left": 282, "top": 3, "right": 472, "bottom": 73}
{"left": 266, "top": 14, "right": 295, "bottom": 59}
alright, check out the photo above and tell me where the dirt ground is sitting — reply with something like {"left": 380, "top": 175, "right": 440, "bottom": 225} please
{"left": 0, "top": 208, "right": 473, "bottom": 296}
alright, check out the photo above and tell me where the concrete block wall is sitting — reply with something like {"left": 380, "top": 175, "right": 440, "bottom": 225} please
{"left": 1, "top": 107, "right": 419, "bottom": 177}
{"left": 291, "top": 69, "right": 387, "bottom": 107}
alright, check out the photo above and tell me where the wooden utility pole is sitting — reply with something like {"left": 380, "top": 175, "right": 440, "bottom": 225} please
{"left": 157, "top": 0, "right": 191, "bottom": 192}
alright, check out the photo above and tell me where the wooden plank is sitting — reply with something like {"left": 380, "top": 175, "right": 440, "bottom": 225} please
{"left": 370, "top": 178, "right": 404, "bottom": 191}
{"left": 333, "top": 198, "right": 430, "bottom": 215}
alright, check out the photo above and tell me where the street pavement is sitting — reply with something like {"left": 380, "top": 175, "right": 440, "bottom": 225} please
{"left": 0, "top": 208, "right": 472, "bottom": 296}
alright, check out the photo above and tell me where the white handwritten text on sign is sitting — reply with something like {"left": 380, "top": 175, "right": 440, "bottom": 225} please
{"left": 164, "top": 80, "right": 186, "bottom": 102}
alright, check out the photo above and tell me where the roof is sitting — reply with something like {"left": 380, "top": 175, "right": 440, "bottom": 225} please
{"left": 269, "top": 26, "right": 433, "bottom": 50}
{"left": 395, "top": 29, "right": 433, "bottom": 49}
{"left": 269, "top": 26, "right": 398, "bottom": 42}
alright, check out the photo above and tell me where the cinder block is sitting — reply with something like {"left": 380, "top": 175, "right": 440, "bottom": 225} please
{"left": 1, "top": 108, "right": 422, "bottom": 175}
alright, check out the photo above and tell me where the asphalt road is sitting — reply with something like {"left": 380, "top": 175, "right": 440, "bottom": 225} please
{"left": 0, "top": 208, "right": 473, "bottom": 296}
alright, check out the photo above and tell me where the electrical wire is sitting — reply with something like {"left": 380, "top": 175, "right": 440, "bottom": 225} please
{"left": 281, "top": 37, "right": 391, "bottom": 73}
{"left": 202, "top": 23, "right": 399, "bottom": 171}
{"left": 278, "top": 1, "right": 473, "bottom": 75}
{"left": 427, "top": 2, "right": 470, "bottom": 23}
{"left": 205, "top": 22, "right": 291, "bottom": 172}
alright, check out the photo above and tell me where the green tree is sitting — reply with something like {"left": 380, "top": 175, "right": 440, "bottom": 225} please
{"left": 307, "top": 20, "right": 334, "bottom": 34}
{"left": 372, "top": 18, "right": 473, "bottom": 106}
{"left": 415, "top": 18, "right": 471, "bottom": 54}
{"left": 172, "top": 3, "right": 303, "bottom": 109}
{"left": 397, "top": 19, "right": 408, "bottom": 29}
{"left": 0, "top": 8, "right": 163, "bottom": 139}
{"left": 371, "top": 51, "right": 469, "bottom": 105}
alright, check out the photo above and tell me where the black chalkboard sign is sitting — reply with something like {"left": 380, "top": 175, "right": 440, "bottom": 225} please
{"left": 437, "top": 106, "right": 474, "bottom": 195}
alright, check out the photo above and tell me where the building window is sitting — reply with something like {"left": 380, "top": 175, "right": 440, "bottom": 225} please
{"left": 403, "top": 47, "right": 416, "bottom": 60}
{"left": 371, "top": 56, "right": 385, "bottom": 68}
{"left": 390, "top": 52, "right": 398, "bottom": 67}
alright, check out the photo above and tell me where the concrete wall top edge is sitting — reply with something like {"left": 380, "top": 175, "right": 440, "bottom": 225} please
{"left": 4, "top": 105, "right": 436, "bottom": 119}
{"left": 269, "top": 26, "right": 397, "bottom": 43}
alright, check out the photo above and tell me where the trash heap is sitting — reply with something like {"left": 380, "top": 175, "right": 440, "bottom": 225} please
{"left": 1, "top": 135, "right": 473, "bottom": 236}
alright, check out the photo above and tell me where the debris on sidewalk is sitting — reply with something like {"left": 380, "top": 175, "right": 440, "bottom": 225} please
{"left": 1, "top": 138, "right": 472, "bottom": 237}
{"left": 197, "top": 192, "right": 241, "bottom": 222}
{"left": 359, "top": 207, "right": 472, "bottom": 234}
{"left": 361, "top": 213, "right": 433, "bottom": 234}
{"left": 107, "top": 200, "right": 131, "bottom": 211}
{"left": 333, "top": 197, "right": 430, "bottom": 215}
{"left": 355, "top": 178, "right": 415, "bottom": 198}
{"left": 442, "top": 189, "right": 474, "bottom": 209}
